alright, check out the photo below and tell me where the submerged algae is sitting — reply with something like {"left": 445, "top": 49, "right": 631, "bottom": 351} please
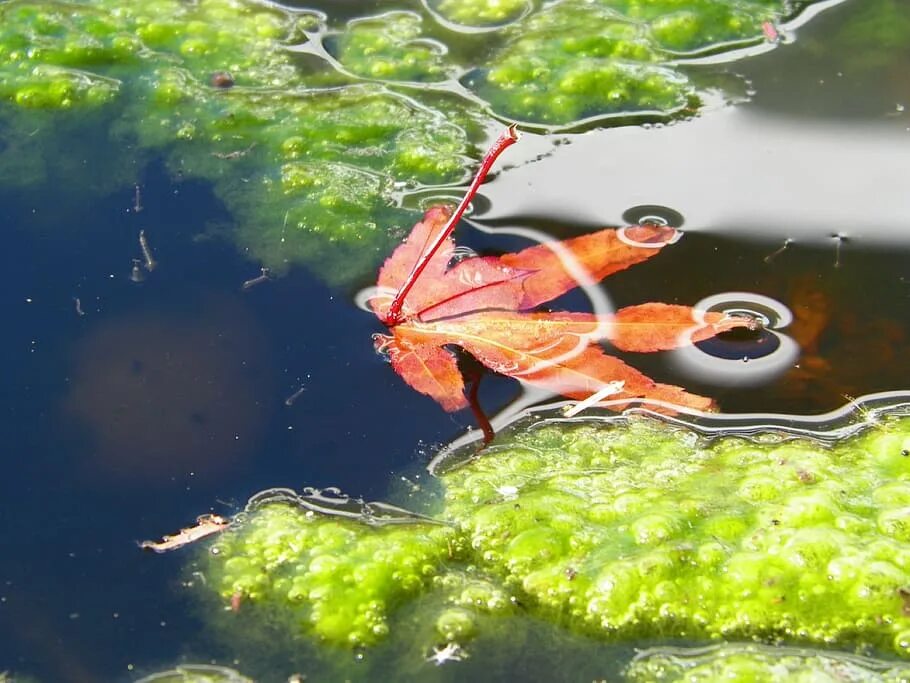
{"left": 1, "top": 0, "right": 828, "bottom": 281}
{"left": 135, "top": 665, "right": 255, "bottom": 683}
{"left": 203, "top": 413, "right": 910, "bottom": 662}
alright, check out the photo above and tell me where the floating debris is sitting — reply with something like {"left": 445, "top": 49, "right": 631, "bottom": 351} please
{"left": 212, "top": 144, "right": 256, "bottom": 160}
{"left": 763, "top": 238, "right": 792, "bottom": 264}
{"left": 241, "top": 267, "right": 271, "bottom": 291}
{"left": 139, "top": 229, "right": 157, "bottom": 271}
{"left": 284, "top": 384, "right": 306, "bottom": 406}
{"left": 210, "top": 71, "right": 235, "bottom": 89}
{"left": 140, "top": 513, "right": 230, "bottom": 553}
{"left": 73, "top": 297, "right": 85, "bottom": 316}
{"left": 133, "top": 184, "right": 143, "bottom": 213}
{"left": 426, "top": 642, "right": 467, "bottom": 666}
{"left": 832, "top": 233, "right": 847, "bottom": 268}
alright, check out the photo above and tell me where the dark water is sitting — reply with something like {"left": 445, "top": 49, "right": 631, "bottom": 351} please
{"left": 1, "top": 0, "right": 909, "bottom": 681}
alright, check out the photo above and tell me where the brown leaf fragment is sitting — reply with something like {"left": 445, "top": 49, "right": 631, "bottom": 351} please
{"left": 139, "top": 513, "right": 230, "bottom": 553}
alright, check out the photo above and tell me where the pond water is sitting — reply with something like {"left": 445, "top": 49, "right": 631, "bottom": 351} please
{"left": 1, "top": 0, "right": 909, "bottom": 681}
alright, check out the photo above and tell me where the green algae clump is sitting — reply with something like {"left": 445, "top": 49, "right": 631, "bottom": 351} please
{"left": 210, "top": 502, "right": 458, "bottom": 647}
{"left": 330, "top": 12, "right": 453, "bottom": 83}
{"left": 429, "top": 0, "right": 530, "bottom": 28}
{"left": 202, "top": 413, "right": 910, "bottom": 660}
{"left": 463, "top": 1, "right": 692, "bottom": 126}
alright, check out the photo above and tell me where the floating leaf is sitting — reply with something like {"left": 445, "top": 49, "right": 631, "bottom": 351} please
{"left": 370, "top": 128, "right": 748, "bottom": 413}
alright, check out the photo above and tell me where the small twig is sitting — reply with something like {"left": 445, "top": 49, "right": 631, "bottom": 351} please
{"left": 563, "top": 380, "right": 626, "bottom": 417}
{"left": 763, "top": 238, "right": 792, "bottom": 264}
{"left": 242, "top": 267, "right": 271, "bottom": 290}
{"left": 284, "top": 385, "right": 306, "bottom": 406}
{"left": 73, "top": 297, "right": 85, "bottom": 317}
{"left": 212, "top": 143, "right": 256, "bottom": 160}
{"left": 133, "top": 184, "right": 143, "bottom": 213}
{"left": 139, "top": 230, "right": 157, "bottom": 271}
{"left": 832, "top": 233, "right": 846, "bottom": 269}
{"left": 139, "top": 514, "right": 230, "bottom": 553}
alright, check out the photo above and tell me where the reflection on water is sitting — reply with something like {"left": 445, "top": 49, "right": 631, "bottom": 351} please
{"left": 477, "top": 110, "right": 910, "bottom": 246}
{"left": 62, "top": 295, "right": 274, "bottom": 484}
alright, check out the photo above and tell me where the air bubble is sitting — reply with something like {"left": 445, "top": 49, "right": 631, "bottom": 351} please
{"left": 622, "top": 205, "right": 685, "bottom": 229}
{"left": 670, "top": 292, "right": 798, "bottom": 388}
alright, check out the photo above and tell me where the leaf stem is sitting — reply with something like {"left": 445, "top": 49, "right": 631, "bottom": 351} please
{"left": 466, "top": 368, "right": 496, "bottom": 445}
{"left": 384, "top": 124, "right": 520, "bottom": 326}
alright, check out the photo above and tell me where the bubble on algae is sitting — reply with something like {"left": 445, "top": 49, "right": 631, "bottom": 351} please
{"left": 201, "top": 395, "right": 910, "bottom": 657}
{"left": 626, "top": 643, "right": 910, "bottom": 681}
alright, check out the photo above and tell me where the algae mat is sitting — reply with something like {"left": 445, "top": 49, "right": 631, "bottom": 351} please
{"left": 194, "top": 408, "right": 910, "bottom": 679}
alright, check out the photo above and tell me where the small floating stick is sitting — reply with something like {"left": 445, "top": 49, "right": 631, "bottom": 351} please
{"left": 242, "top": 267, "right": 271, "bottom": 291}
{"left": 763, "top": 238, "right": 793, "bottom": 264}
{"left": 832, "top": 233, "right": 846, "bottom": 269}
{"left": 212, "top": 143, "right": 256, "bottom": 160}
{"left": 563, "top": 380, "right": 626, "bottom": 417}
{"left": 139, "top": 513, "right": 230, "bottom": 553}
{"left": 133, "top": 184, "right": 143, "bottom": 213}
{"left": 284, "top": 384, "right": 306, "bottom": 406}
{"left": 139, "top": 230, "right": 157, "bottom": 271}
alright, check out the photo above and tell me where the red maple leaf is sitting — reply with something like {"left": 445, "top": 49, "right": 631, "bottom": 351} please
{"left": 370, "top": 127, "right": 747, "bottom": 418}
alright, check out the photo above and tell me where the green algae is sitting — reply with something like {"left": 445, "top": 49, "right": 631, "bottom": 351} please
{"left": 626, "top": 643, "right": 910, "bottom": 681}
{"left": 463, "top": 1, "right": 693, "bottom": 125}
{"left": 0, "top": 0, "right": 827, "bottom": 280}
{"left": 330, "top": 12, "right": 452, "bottom": 83}
{"left": 201, "top": 413, "right": 910, "bottom": 665}
{"left": 429, "top": 0, "right": 530, "bottom": 29}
